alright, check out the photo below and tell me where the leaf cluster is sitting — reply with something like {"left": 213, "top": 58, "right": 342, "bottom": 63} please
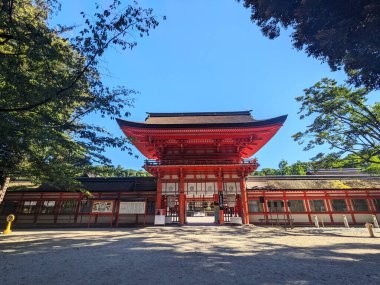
{"left": 241, "top": 0, "right": 380, "bottom": 90}
{"left": 254, "top": 159, "right": 311, "bottom": 176}
{"left": 293, "top": 78, "right": 380, "bottom": 164}
{"left": 83, "top": 165, "right": 151, "bottom": 178}
{"left": 253, "top": 155, "right": 380, "bottom": 176}
{"left": 0, "top": 0, "right": 162, "bottom": 189}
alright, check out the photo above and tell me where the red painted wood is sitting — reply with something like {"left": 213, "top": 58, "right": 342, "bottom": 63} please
{"left": 303, "top": 191, "right": 312, "bottom": 223}
{"left": 179, "top": 178, "right": 185, "bottom": 225}
{"left": 240, "top": 179, "right": 249, "bottom": 224}
{"left": 156, "top": 179, "right": 163, "bottom": 209}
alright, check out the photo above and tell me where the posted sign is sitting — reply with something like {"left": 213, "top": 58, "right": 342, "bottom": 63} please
{"left": 92, "top": 201, "right": 114, "bottom": 213}
{"left": 119, "top": 202, "right": 146, "bottom": 214}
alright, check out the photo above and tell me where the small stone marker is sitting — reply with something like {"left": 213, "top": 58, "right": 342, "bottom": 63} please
{"left": 372, "top": 215, "right": 379, "bottom": 228}
{"left": 365, "top": 223, "right": 375, "bottom": 238}
{"left": 343, "top": 215, "right": 349, "bottom": 228}
{"left": 313, "top": 216, "right": 319, "bottom": 228}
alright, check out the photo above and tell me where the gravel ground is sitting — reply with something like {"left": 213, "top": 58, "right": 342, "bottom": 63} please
{"left": 0, "top": 226, "right": 379, "bottom": 285}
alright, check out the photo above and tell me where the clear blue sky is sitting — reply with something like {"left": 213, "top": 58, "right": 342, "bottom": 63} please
{"left": 52, "top": 1, "right": 378, "bottom": 171}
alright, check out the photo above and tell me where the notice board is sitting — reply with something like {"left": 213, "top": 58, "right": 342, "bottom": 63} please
{"left": 119, "top": 202, "right": 146, "bottom": 214}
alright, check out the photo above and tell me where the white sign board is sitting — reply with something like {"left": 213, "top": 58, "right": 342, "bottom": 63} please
{"left": 154, "top": 215, "right": 166, "bottom": 225}
{"left": 231, "top": 217, "right": 242, "bottom": 225}
{"left": 92, "top": 201, "right": 113, "bottom": 213}
{"left": 119, "top": 202, "right": 146, "bottom": 214}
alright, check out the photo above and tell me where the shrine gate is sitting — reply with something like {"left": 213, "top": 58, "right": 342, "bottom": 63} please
{"left": 117, "top": 111, "right": 287, "bottom": 225}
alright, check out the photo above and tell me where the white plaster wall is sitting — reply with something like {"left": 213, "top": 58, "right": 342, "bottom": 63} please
{"left": 291, "top": 214, "right": 310, "bottom": 223}
{"left": 311, "top": 214, "right": 331, "bottom": 224}
{"left": 354, "top": 214, "right": 374, "bottom": 224}
{"left": 332, "top": 214, "right": 353, "bottom": 223}
{"left": 249, "top": 214, "right": 265, "bottom": 223}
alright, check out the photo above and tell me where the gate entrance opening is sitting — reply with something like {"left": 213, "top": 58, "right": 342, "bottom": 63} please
{"left": 186, "top": 199, "right": 215, "bottom": 224}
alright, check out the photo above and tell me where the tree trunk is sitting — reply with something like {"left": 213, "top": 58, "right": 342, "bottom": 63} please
{"left": 0, "top": 176, "right": 10, "bottom": 205}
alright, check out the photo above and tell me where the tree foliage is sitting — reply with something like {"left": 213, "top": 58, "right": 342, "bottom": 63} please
{"left": 253, "top": 155, "right": 380, "bottom": 176}
{"left": 84, "top": 165, "right": 151, "bottom": 178}
{"left": 254, "top": 160, "right": 311, "bottom": 176}
{"left": 293, "top": 78, "right": 380, "bottom": 164}
{"left": 0, "top": 0, "right": 162, "bottom": 190}
{"left": 241, "top": 0, "right": 380, "bottom": 90}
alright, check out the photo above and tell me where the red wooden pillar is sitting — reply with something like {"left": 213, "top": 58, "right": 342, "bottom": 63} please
{"left": 217, "top": 177, "right": 224, "bottom": 225}
{"left": 155, "top": 178, "right": 163, "bottom": 210}
{"left": 116, "top": 192, "right": 121, "bottom": 227}
{"left": 178, "top": 176, "right": 186, "bottom": 225}
{"left": 74, "top": 194, "right": 81, "bottom": 224}
{"left": 240, "top": 178, "right": 249, "bottom": 225}
{"left": 303, "top": 191, "right": 312, "bottom": 224}
{"left": 325, "top": 191, "right": 334, "bottom": 224}
{"left": 283, "top": 191, "right": 290, "bottom": 220}
{"left": 345, "top": 190, "right": 356, "bottom": 224}
{"left": 366, "top": 191, "right": 375, "bottom": 213}
{"left": 263, "top": 191, "right": 269, "bottom": 220}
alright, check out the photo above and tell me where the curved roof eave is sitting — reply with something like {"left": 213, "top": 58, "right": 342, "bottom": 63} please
{"left": 116, "top": 115, "right": 287, "bottom": 129}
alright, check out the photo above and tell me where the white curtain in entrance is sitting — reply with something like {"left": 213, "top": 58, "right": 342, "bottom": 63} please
{"left": 185, "top": 182, "right": 198, "bottom": 195}
{"left": 223, "top": 182, "right": 241, "bottom": 194}
{"left": 162, "top": 183, "right": 178, "bottom": 194}
{"left": 185, "top": 182, "right": 216, "bottom": 197}
{"left": 205, "top": 182, "right": 216, "bottom": 194}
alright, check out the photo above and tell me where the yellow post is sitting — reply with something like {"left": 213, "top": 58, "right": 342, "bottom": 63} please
{"left": 3, "top": 214, "right": 15, "bottom": 235}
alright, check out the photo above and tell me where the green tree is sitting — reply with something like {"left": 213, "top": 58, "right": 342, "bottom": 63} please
{"left": 289, "top": 161, "right": 308, "bottom": 175}
{"left": 293, "top": 78, "right": 380, "bottom": 164}
{"left": 241, "top": 0, "right": 380, "bottom": 90}
{"left": 253, "top": 168, "right": 280, "bottom": 176}
{"left": 278, "top": 159, "right": 290, "bottom": 175}
{"left": 0, "top": 0, "right": 162, "bottom": 197}
{"left": 253, "top": 160, "right": 310, "bottom": 176}
{"left": 84, "top": 165, "right": 151, "bottom": 177}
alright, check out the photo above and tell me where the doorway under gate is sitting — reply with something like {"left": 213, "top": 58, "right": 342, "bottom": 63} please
{"left": 186, "top": 199, "right": 215, "bottom": 224}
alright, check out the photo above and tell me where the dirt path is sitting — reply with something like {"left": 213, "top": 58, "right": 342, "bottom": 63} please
{"left": 1, "top": 226, "right": 379, "bottom": 285}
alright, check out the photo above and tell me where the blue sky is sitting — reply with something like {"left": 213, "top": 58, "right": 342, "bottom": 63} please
{"left": 52, "top": 1, "right": 378, "bottom": 171}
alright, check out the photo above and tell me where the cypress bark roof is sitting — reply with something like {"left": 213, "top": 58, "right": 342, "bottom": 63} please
{"left": 246, "top": 175, "right": 380, "bottom": 190}
{"left": 144, "top": 111, "right": 255, "bottom": 124}
{"left": 7, "top": 175, "right": 380, "bottom": 192}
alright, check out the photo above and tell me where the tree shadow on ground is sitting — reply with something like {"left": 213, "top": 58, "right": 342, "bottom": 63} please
{"left": 0, "top": 227, "right": 379, "bottom": 285}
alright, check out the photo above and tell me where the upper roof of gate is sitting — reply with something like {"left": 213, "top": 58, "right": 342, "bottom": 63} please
{"left": 144, "top": 111, "right": 255, "bottom": 124}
